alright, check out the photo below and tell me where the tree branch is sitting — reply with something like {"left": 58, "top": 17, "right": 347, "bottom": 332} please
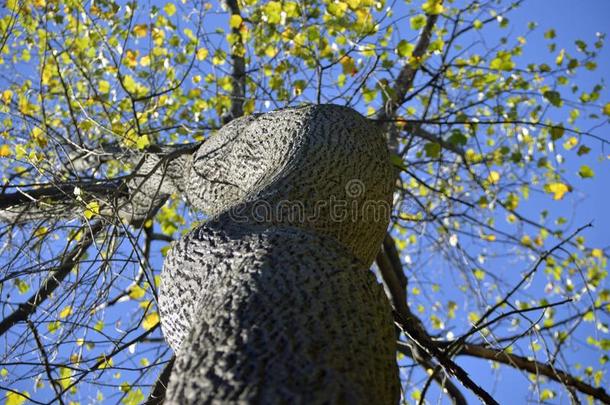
{"left": 455, "top": 343, "right": 610, "bottom": 403}
{"left": 225, "top": 0, "right": 246, "bottom": 122}
{"left": 145, "top": 356, "right": 175, "bottom": 405}
{"left": 376, "top": 235, "right": 467, "bottom": 405}
{"left": 0, "top": 221, "right": 104, "bottom": 337}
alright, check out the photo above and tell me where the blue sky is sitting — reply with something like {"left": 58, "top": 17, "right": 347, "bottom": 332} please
{"left": 438, "top": 1, "right": 610, "bottom": 403}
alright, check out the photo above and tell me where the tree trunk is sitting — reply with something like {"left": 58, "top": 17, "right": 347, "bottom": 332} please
{"left": 159, "top": 104, "right": 399, "bottom": 403}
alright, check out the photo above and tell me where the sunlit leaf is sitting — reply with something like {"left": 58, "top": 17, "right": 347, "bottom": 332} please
{"left": 578, "top": 165, "right": 594, "bottom": 179}
{"left": 545, "top": 183, "right": 570, "bottom": 200}
{"left": 142, "top": 312, "right": 160, "bottom": 330}
{"left": 133, "top": 24, "right": 148, "bottom": 38}
{"left": 422, "top": 0, "right": 444, "bottom": 14}
{"left": 5, "top": 391, "right": 28, "bottom": 405}
{"left": 59, "top": 306, "right": 72, "bottom": 319}
{"left": 164, "top": 3, "right": 177, "bottom": 17}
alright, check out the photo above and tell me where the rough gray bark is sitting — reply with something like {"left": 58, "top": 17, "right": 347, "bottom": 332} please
{"left": 159, "top": 105, "right": 399, "bottom": 403}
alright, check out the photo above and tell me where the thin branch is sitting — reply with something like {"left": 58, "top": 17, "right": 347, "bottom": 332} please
{"left": 455, "top": 343, "right": 610, "bottom": 403}
{"left": 27, "top": 320, "right": 66, "bottom": 405}
{"left": 376, "top": 6, "right": 441, "bottom": 151}
{"left": 0, "top": 221, "right": 105, "bottom": 337}
{"left": 447, "top": 223, "right": 592, "bottom": 355}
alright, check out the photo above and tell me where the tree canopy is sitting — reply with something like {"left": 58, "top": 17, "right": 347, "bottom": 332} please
{"left": 0, "top": 0, "right": 608, "bottom": 403}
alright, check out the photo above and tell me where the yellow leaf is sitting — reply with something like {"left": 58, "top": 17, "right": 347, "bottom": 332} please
{"left": 31, "top": 127, "right": 47, "bottom": 148}
{"left": 99, "top": 80, "right": 110, "bottom": 94}
{"left": 264, "top": 1, "right": 282, "bottom": 24}
{"left": 136, "top": 135, "right": 150, "bottom": 150}
{"left": 563, "top": 136, "right": 578, "bottom": 150}
{"left": 5, "top": 391, "right": 28, "bottom": 405}
{"left": 84, "top": 201, "right": 100, "bottom": 219}
{"left": 140, "top": 55, "right": 151, "bottom": 67}
{"left": 482, "top": 234, "right": 496, "bottom": 242}
{"left": 345, "top": 0, "right": 360, "bottom": 10}
{"left": 133, "top": 24, "right": 148, "bottom": 38}
{"left": 15, "top": 278, "right": 29, "bottom": 294}
{"left": 229, "top": 14, "right": 242, "bottom": 29}
{"left": 196, "top": 48, "right": 208, "bottom": 61}
{"left": 59, "top": 367, "right": 72, "bottom": 389}
{"left": 142, "top": 312, "right": 160, "bottom": 330}
{"left": 592, "top": 248, "right": 603, "bottom": 259}
{"left": 152, "top": 27, "right": 165, "bottom": 46}
{"left": 123, "top": 75, "right": 137, "bottom": 93}
{"left": 0, "top": 144, "right": 10, "bottom": 157}
{"left": 124, "top": 50, "right": 138, "bottom": 68}
{"left": 473, "top": 269, "right": 485, "bottom": 280}
{"left": 94, "top": 320, "right": 104, "bottom": 332}
{"left": 59, "top": 306, "right": 72, "bottom": 319}
{"left": 328, "top": 1, "right": 348, "bottom": 17}
{"left": 546, "top": 182, "right": 569, "bottom": 200}
{"left": 163, "top": 3, "right": 176, "bottom": 16}
{"left": 487, "top": 170, "right": 500, "bottom": 184}
{"left": 339, "top": 55, "right": 357, "bottom": 75}
{"left": 47, "top": 321, "right": 60, "bottom": 333}
{"left": 128, "top": 285, "right": 146, "bottom": 300}
{"left": 422, "top": 0, "right": 444, "bottom": 14}
{"left": 603, "top": 102, "right": 610, "bottom": 116}
{"left": 2, "top": 89, "right": 13, "bottom": 104}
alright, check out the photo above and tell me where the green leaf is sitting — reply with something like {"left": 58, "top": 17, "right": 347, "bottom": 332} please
{"left": 264, "top": 1, "right": 282, "bottom": 24}
{"left": 577, "top": 145, "right": 591, "bottom": 156}
{"left": 489, "top": 51, "right": 515, "bottom": 71}
{"left": 549, "top": 125, "right": 564, "bottom": 141}
{"left": 410, "top": 15, "right": 426, "bottom": 30}
{"left": 578, "top": 165, "right": 594, "bottom": 179}
{"left": 448, "top": 130, "right": 467, "bottom": 146}
{"left": 422, "top": 0, "right": 444, "bottom": 14}
{"left": 424, "top": 142, "right": 441, "bottom": 158}
{"left": 543, "top": 90, "right": 562, "bottom": 107}
{"left": 390, "top": 154, "right": 407, "bottom": 171}
{"left": 396, "top": 40, "right": 414, "bottom": 58}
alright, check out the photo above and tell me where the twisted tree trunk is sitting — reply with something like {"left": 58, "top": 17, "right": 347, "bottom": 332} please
{"left": 159, "top": 105, "right": 400, "bottom": 403}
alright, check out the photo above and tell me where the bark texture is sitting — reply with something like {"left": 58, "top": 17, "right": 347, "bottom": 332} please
{"left": 159, "top": 105, "right": 399, "bottom": 403}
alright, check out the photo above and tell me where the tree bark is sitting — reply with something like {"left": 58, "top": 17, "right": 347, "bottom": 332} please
{"left": 160, "top": 104, "right": 400, "bottom": 403}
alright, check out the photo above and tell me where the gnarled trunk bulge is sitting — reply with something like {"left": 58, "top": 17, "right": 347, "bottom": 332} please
{"left": 159, "top": 105, "right": 399, "bottom": 403}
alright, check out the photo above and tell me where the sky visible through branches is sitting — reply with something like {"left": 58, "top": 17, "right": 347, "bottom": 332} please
{"left": 0, "top": 0, "right": 608, "bottom": 404}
